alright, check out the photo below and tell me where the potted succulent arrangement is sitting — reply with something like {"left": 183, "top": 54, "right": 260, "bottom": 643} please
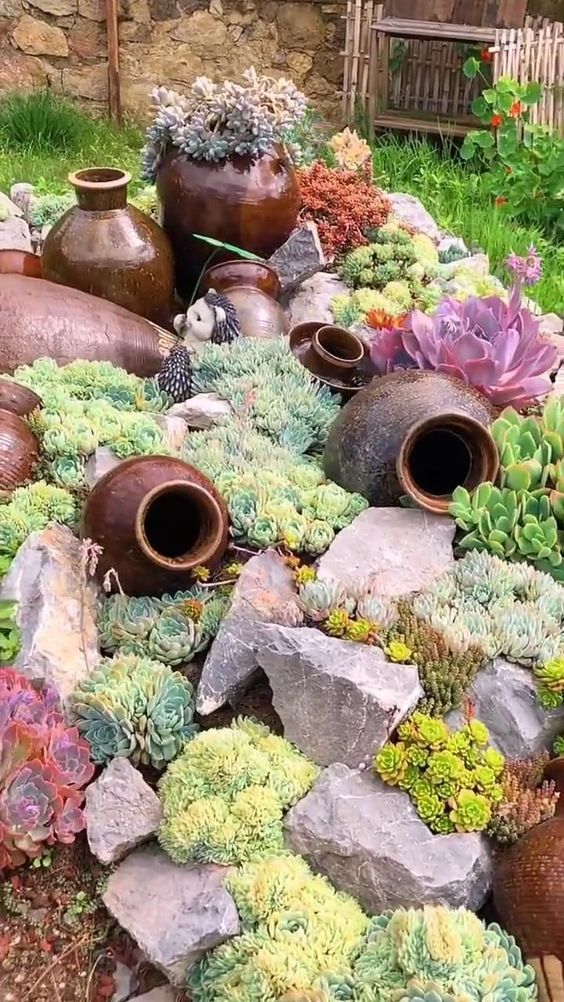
{"left": 142, "top": 68, "right": 307, "bottom": 296}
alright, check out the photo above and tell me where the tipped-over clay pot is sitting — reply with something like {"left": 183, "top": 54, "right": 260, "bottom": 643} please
{"left": 82, "top": 455, "right": 229, "bottom": 596}
{"left": 0, "top": 275, "right": 174, "bottom": 376}
{"left": 0, "top": 410, "right": 39, "bottom": 490}
{"left": 0, "top": 380, "right": 42, "bottom": 417}
{"left": 201, "top": 259, "right": 288, "bottom": 339}
{"left": 42, "top": 167, "right": 175, "bottom": 326}
{"left": 323, "top": 370, "right": 498, "bottom": 512}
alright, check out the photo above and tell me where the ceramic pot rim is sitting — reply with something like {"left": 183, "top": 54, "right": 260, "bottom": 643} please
{"left": 68, "top": 167, "right": 131, "bottom": 191}
{"left": 135, "top": 478, "right": 226, "bottom": 571}
{"left": 313, "top": 326, "right": 365, "bottom": 368}
{"left": 203, "top": 260, "right": 282, "bottom": 300}
{"left": 397, "top": 412, "right": 500, "bottom": 514}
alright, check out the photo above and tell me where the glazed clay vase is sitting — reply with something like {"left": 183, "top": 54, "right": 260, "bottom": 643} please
{"left": 0, "top": 410, "right": 39, "bottom": 490}
{"left": 323, "top": 370, "right": 498, "bottom": 513}
{"left": 82, "top": 455, "right": 229, "bottom": 596}
{"left": 41, "top": 167, "right": 175, "bottom": 326}
{"left": 201, "top": 259, "right": 289, "bottom": 339}
{"left": 157, "top": 145, "right": 300, "bottom": 297}
{"left": 0, "top": 250, "right": 42, "bottom": 278}
{"left": 493, "top": 757, "right": 564, "bottom": 969}
{"left": 0, "top": 275, "right": 175, "bottom": 376}
{"left": 0, "top": 380, "right": 42, "bottom": 417}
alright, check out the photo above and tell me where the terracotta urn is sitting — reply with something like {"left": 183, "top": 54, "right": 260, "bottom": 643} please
{"left": 201, "top": 259, "right": 288, "bottom": 339}
{"left": 0, "top": 410, "right": 39, "bottom": 490}
{"left": 0, "top": 380, "right": 42, "bottom": 417}
{"left": 81, "top": 455, "right": 229, "bottom": 596}
{"left": 493, "top": 757, "right": 564, "bottom": 968}
{"left": 41, "top": 167, "right": 175, "bottom": 326}
{"left": 322, "top": 370, "right": 498, "bottom": 513}
{"left": 0, "top": 275, "right": 175, "bottom": 377}
{"left": 0, "top": 249, "right": 42, "bottom": 278}
{"left": 157, "top": 145, "right": 300, "bottom": 298}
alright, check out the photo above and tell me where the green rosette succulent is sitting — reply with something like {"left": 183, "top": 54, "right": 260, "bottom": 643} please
{"left": 148, "top": 609, "right": 207, "bottom": 666}
{"left": 247, "top": 514, "right": 280, "bottom": 549}
{"left": 425, "top": 750, "right": 465, "bottom": 787}
{"left": 325, "top": 609, "right": 351, "bottom": 637}
{"left": 533, "top": 655, "right": 564, "bottom": 707}
{"left": 373, "top": 742, "right": 408, "bottom": 785}
{"left": 449, "top": 789, "right": 492, "bottom": 832}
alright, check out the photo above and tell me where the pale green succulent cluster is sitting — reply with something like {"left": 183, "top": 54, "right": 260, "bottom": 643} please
{"left": 69, "top": 652, "right": 198, "bottom": 770}
{"left": 158, "top": 717, "right": 320, "bottom": 865}
{"left": 12, "top": 358, "right": 172, "bottom": 490}
{"left": 97, "top": 585, "right": 232, "bottom": 665}
{"left": 192, "top": 338, "right": 340, "bottom": 454}
{"left": 295, "top": 571, "right": 397, "bottom": 643}
{"left": 0, "top": 480, "right": 77, "bottom": 577}
{"left": 189, "top": 853, "right": 369, "bottom": 1002}
{"left": 183, "top": 419, "right": 368, "bottom": 555}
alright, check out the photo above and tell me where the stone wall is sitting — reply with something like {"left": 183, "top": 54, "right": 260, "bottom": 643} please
{"left": 0, "top": 0, "right": 345, "bottom": 123}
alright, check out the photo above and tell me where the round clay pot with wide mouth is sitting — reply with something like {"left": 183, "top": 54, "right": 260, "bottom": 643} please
{"left": 82, "top": 455, "right": 229, "bottom": 596}
{"left": 41, "top": 167, "right": 175, "bottom": 326}
{"left": 323, "top": 370, "right": 498, "bottom": 512}
{"left": 308, "top": 326, "right": 365, "bottom": 381}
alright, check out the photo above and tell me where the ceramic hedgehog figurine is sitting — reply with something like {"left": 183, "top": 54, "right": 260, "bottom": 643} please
{"left": 156, "top": 342, "right": 194, "bottom": 403}
{"left": 173, "top": 289, "right": 241, "bottom": 354}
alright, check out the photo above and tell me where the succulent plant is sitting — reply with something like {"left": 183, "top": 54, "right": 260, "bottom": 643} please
{"left": 0, "top": 668, "right": 94, "bottom": 871}
{"left": 0, "top": 600, "right": 21, "bottom": 664}
{"left": 0, "top": 480, "right": 77, "bottom": 577}
{"left": 369, "top": 287, "right": 556, "bottom": 408}
{"left": 142, "top": 69, "right": 307, "bottom": 178}
{"left": 533, "top": 656, "right": 564, "bottom": 708}
{"left": 327, "top": 127, "right": 372, "bottom": 172}
{"left": 488, "top": 751, "right": 559, "bottom": 844}
{"left": 69, "top": 653, "right": 198, "bottom": 770}
{"left": 158, "top": 717, "right": 319, "bottom": 866}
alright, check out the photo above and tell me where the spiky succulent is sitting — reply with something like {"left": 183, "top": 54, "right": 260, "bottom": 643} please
{"left": 158, "top": 717, "right": 319, "bottom": 866}
{"left": 69, "top": 653, "right": 198, "bottom": 770}
{"left": 340, "top": 223, "right": 438, "bottom": 291}
{"left": 488, "top": 751, "right": 559, "bottom": 844}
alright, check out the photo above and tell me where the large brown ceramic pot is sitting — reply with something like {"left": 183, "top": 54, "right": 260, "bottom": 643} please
{"left": 157, "top": 145, "right": 300, "bottom": 298}
{"left": 0, "top": 250, "right": 42, "bottom": 278}
{"left": 493, "top": 757, "right": 564, "bottom": 967}
{"left": 82, "top": 456, "right": 229, "bottom": 596}
{"left": 42, "top": 168, "right": 175, "bottom": 326}
{"left": 0, "top": 380, "right": 42, "bottom": 417}
{"left": 202, "top": 259, "right": 288, "bottom": 339}
{"left": 0, "top": 275, "right": 175, "bottom": 377}
{"left": 0, "top": 410, "right": 39, "bottom": 490}
{"left": 323, "top": 370, "right": 498, "bottom": 513}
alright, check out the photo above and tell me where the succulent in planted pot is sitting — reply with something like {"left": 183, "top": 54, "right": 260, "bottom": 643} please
{"left": 143, "top": 69, "right": 306, "bottom": 297}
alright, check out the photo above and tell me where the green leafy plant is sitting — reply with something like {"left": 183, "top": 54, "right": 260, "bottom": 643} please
{"left": 158, "top": 717, "right": 319, "bottom": 865}
{"left": 69, "top": 653, "right": 199, "bottom": 770}
{"left": 374, "top": 713, "right": 505, "bottom": 834}
{"left": 488, "top": 751, "right": 559, "bottom": 845}
{"left": 0, "top": 90, "right": 95, "bottom": 154}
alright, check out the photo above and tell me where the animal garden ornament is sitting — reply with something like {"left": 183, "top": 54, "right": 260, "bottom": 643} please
{"left": 173, "top": 289, "right": 241, "bottom": 353}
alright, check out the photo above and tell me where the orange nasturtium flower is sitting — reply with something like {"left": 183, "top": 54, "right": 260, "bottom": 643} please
{"left": 494, "top": 195, "right": 508, "bottom": 206}
{"left": 509, "top": 100, "right": 523, "bottom": 117}
{"left": 490, "top": 114, "right": 503, "bottom": 127}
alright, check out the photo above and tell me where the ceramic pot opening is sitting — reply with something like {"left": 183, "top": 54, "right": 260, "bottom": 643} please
{"left": 69, "top": 168, "right": 131, "bottom": 189}
{"left": 398, "top": 414, "right": 499, "bottom": 514}
{"left": 136, "top": 480, "right": 225, "bottom": 569}
{"left": 313, "top": 327, "right": 364, "bottom": 367}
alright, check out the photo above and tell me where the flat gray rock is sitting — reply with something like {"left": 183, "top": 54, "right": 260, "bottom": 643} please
{"left": 447, "top": 656, "right": 564, "bottom": 759}
{"left": 0, "top": 215, "right": 32, "bottom": 251}
{"left": 258, "top": 624, "right": 421, "bottom": 766}
{"left": 103, "top": 845, "right": 240, "bottom": 985}
{"left": 84, "top": 446, "right": 121, "bottom": 488}
{"left": 284, "top": 764, "right": 492, "bottom": 913}
{"left": 316, "top": 507, "right": 455, "bottom": 596}
{"left": 85, "top": 758, "right": 163, "bottom": 864}
{"left": 287, "top": 271, "right": 349, "bottom": 327}
{"left": 167, "top": 392, "right": 233, "bottom": 429}
{"left": 269, "top": 222, "right": 325, "bottom": 296}
{"left": 197, "top": 549, "right": 303, "bottom": 715}
{"left": 0, "top": 524, "right": 99, "bottom": 704}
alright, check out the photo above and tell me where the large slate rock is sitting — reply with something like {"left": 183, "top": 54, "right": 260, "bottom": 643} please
{"left": 197, "top": 549, "right": 303, "bottom": 715}
{"left": 284, "top": 764, "right": 492, "bottom": 913}
{"left": 268, "top": 222, "right": 325, "bottom": 296}
{"left": 0, "top": 524, "right": 99, "bottom": 703}
{"left": 103, "top": 845, "right": 240, "bottom": 985}
{"left": 447, "top": 657, "right": 564, "bottom": 759}
{"left": 257, "top": 624, "right": 422, "bottom": 766}
{"left": 85, "top": 758, "right": 163, "bottom": 864}
{"left": 316, "top": 507, "right": 455, "bottom": 596}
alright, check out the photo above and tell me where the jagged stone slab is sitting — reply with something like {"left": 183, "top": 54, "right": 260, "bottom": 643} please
{"left": 103, "top": 845, "right": 240, "bottom": 985}
{"left": 447, "top": 657, "right": 564, "bottom": 759}
{"left": 85, "top": 758, "right": 163, "bottom": 864}
{"left": 287, "top": 271, "right": 349, "bottom": 327}
{"left": 257, "top": 624, "right": 422, "bottom": 766}
{"left": 285, "top": 764, "right": 492, "bottom": 913}
{"left": 197, "top": 549, "right": 303, "bottom": 715}
{"left": 389, "top": 193, "right": 441, "bottom": 241}
{"left": 167, "top": 392, "right": 233, "bottom": 429}
{"left": 316, "top": 507, "right": 455, "bottom": 596}
{"left": 268, "top": 222, "right": 325, "bottom": 296}
{"left": 0, "top": 524, "right": 99, "bottom": 704}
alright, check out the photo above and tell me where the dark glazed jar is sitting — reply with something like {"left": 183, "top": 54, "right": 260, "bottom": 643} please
{"left": 82, "top": 455, "right": 229, "bottom": 596}
{"left": 0, "top": 410, "right": 39, "bottom": 490}
{"left": 157, "top": 145, "right": 300, "bottom": 298}
{"left": 200, "top": 258, "right": 289, "bottom": 339}
{"left": 202, "top": 260, "right": 282, "bottom": 299}
{"left": 41, "top": 167, "right": 175, "bottom": 326}
{"left": 323, "top": 370, "right": 498, "bottom": 513}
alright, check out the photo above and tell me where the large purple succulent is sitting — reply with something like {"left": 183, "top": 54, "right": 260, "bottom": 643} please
{"left": 368, "top": 287, "right": 557, "bottom": 408}
{"left": 0, "top": 669, "right": 94, "bottom": 870}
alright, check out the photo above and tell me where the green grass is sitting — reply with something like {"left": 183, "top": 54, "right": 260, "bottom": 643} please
{"left": 370, "top": 134, "right": 564, "bottom": 315}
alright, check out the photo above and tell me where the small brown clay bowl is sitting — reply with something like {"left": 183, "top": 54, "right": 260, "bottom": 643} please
{"left": 289, "top": 322, "right": 369, "bottom": 398}
{"left": 0, "top": 379, "right": 43, "bottom": 417}
{"left": 202, "top": 259, "right": 281, "bottom": 299}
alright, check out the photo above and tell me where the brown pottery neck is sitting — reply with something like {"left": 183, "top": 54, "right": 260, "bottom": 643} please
{"left": 69, "top": 167, "right": 130, "bottom": 212}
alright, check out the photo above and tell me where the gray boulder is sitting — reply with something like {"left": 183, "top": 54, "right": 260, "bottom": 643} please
{"left": 0, "top": 215, "right": 32, "bottom": 252}
{"left": 388, "top": 192, "right": 441, "bottom": 241}
{"left": 269, "top": 222, "right": 325, "bottom": 296}
{"left": 285, "top": 764, "right": 492, "bottom": 913}
{"left": 85, "top": 758, "right": 163, "bottom": 864}
{"left": 197, "top": 549, "right": 303, "bottom": 715}
{"left": 257, "top": 624, "right": 421, "bottom": 766}
{"left": 316, "top": 507, "right": 455, "bottom": 596}
{"left": 287, "top": 271, "right": 349, "bottom": 327}
{"left": 103, "top": 845, "right": 240, "bottom": 985}
{"left": 0, "top": 524, "right": 99, "bottom": 704}
{"left": 84, "top": 446, "right": 121, "bottom": 488}
{"left": 447, "top": 657, "right": 564, "bottom": 759}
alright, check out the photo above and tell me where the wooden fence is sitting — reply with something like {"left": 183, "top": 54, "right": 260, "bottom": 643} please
{"left": 493, "top": 15, "right": 564, "bottom": 132}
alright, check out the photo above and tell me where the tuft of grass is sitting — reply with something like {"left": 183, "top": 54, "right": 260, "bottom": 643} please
{"left": 0, "top": 90, "right": 96, "bottom": 154}
{"left": 370, "top": 133, "right": 564, "bottom": 315}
